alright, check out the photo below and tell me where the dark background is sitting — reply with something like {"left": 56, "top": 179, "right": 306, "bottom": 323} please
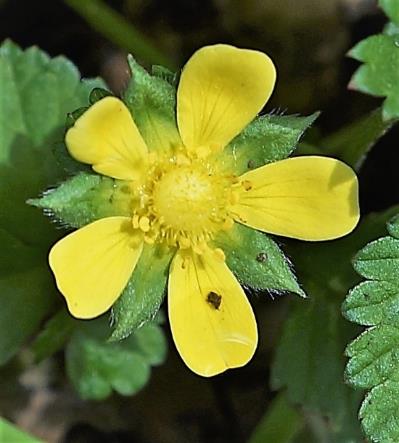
{"left": 0, "top": 1, "right": 398, "bottom": 442}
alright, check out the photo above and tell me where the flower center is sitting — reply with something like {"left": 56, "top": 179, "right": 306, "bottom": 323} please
{"left": 132, "top": 152, "right": 235, "bottom": 251}
{"left": 153, "top": 165, "right": 221, "bottom": 233}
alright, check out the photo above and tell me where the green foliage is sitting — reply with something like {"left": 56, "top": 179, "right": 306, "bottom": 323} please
{"left": 349, "top": 30, "right": 399, "bottom": 120}
{"left": 0, "top": 40, "right": 105, "bottom": 364}
{"left": 29, "top": 172, "right": 132, "bottom": 228}
{"left": 214, "top": 223, "right": 304, "bottom": 297}
{"left": 272, "top": 207, "right": 399, "bottom": 442}
{"left": 111, "top": 244, "right": 174, "bottom": 341}
{"left": 0, "top": 418, "right": 42, "bottom": 443}
{"left": 248, "top": 393, "right": 303, "bottom": 443}
{"left": 343, "top": 215, "right": 399, "bottom": 442}
{"left": 216, "top": 112, "right": 319, "bottom": 175}
{"left": 66, "top": 318, "right": 167, "bottom": 400}
{"left": 321, "top": 108, "right": 394, "bottom": 171}
{"left": 31, "top": 309, "right": 77, "bottom": 362}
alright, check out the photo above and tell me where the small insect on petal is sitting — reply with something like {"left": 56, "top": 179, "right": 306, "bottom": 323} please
{"left": 207, "top": 291, "right": 222, "bottom": 310}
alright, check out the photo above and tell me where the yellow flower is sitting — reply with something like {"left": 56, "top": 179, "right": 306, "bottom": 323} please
{"left": 49, "top": 45, "right": 359, "bottom": 377}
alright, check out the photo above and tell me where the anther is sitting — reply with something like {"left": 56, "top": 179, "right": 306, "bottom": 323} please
{"left": 179, "top": 237, "right": 191, "bottom": 249}
{"left": 132, "top": 214, "right": 140, "bottom": 229}
{"left": 139, "top": 216, "right": 150, "bottom": 232}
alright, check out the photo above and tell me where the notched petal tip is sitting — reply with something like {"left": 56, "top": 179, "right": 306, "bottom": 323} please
{"left": 177, "top": 44, "right": 277, "bottom": 155}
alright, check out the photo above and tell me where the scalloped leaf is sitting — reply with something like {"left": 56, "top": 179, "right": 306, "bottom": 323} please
{"left": 349, "top": 33, "right": 399, "bottom": 120}
{"left": 272, "top": 207, "right": 399, "bottom": 442}
{"left": 0, "top": 40, "right": 105, "bottom": 364}
{"left": 343, "top": 214, "right": 399, "bottom": 442}
{"left": 66, "top": 318, "right": 167, "bottom": 400}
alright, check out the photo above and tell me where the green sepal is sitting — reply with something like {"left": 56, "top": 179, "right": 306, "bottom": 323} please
{"left": 110, "top": 243, "right": 174, "bottom": 341}
{"left": 89, "top": 87, "right": 113, "bottom": 104}
{"left": 353, "top": 236, "right": 399, "bottom": 281}
{"left": 66, "top": 317, "right": 167, "bottom": 400}
{"left": 28, "top": 172, "right": 132, "bottom": 228}
{"left": 213, "top": 223, "right": 304, "bottom": 297}
{"left": 349, "top": 33, "right": 399, "bottom": 120}
{"left": 151, "top": 64, "right": 178, "bottom": 86}
{"left": 65, "top": 106, "right": 88, "bottom": 129}
{"left": 123, "top": 55, "right": 181, "bottom": 152}
{"left": 379, "top": 0, "right": 399, "bottom": 25}
{"left": 214, "top": 112, "right": 319, "bottom": 176}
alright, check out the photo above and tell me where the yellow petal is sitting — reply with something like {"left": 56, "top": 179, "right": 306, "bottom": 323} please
{"left": 66, "top": 97, "right": 148, "bottom": 181}
{"left": 231, "top": 156, "right": 360, "bottom": 241}
{"left": 177, "top": 44, "right": 276, "bottom": 154}
{"left": 49, "top": 217, "right": 143, "bottom": 319}
{"left": 168, "top": 249, "right": 258, "bottom": 377}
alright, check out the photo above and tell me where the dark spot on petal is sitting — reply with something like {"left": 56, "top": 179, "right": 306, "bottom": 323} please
{"left": 207, "top": 291, "right": 222, "bottom": 310}
{"left": 256, "top": 252, "right": 268, "bottom": 263}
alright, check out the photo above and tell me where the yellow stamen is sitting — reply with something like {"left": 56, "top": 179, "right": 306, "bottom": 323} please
{"left": 139, "top": 216, "right": 150, "bottom": 232}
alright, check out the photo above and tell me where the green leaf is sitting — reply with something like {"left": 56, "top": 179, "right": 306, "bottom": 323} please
{"left": 321, "top": 108, "right": 394, "bottom": 171}
{"left": 379, "top": 0, "right": 399, "bottom": 25}
{"left": 0, "top": 40, "right": 106, "bottom": 364}
{"left": 272, "top": 208, "right": 399, "bottom": 443}
{"left": 349, "top": 33, "right": 399, "bottom": 120}
{"left": 213, "top": 223, "right": 304, "bottom": 296}
{"left": 0, "top": 266, "right": 57, "bottom": 365}
{"left": 345, "top": 324, "right": 399, "bottom": 389}
{"left": 66, "top": 318, "right": 166, "bottom": 400}
{"left": 110, "top": 243, "right": 174, "bottom": 341}
{"left": 29, "top": 172, "right": 132, "bottom": 228}
{"left": 0, "top": 418, "right": 42, "bottom": 443}
{"left": 353, "top": 236, "right": 399, "bottom": 281}
{"left": 343, "top": 280, "right": 399, "bottom": 326}
{"left": 123, "top": 55, "right": 181, "bottom": 152}
{"left": 215, "top": 113, "right": 319, "bottom": 175}
{"left": 248, "top": 393, "right": 303, "bottom": 443}
{"left": 0, "top": 40, "right": 106, "bottom": 246}
{"left": 360, "top": 380, "right": 399, "bottom": 443}
{"left": 31, "top": 309, "right": 77, "bottom": 362}
{"left": 343, "top": 214, "right": 399, "bottom": 442}
{"left": 287, "top": 205, "right": 399, "bottom": 296}
{"left": 387, "top": 214, "right": 399, "bottom": 238}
